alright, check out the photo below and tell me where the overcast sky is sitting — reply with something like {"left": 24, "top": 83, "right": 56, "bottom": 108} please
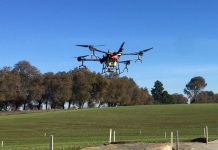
{"left": 0, "top": 0, "right": 218, "bottom": 94}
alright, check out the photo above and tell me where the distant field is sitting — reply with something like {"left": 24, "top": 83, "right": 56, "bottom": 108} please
{"left": 0, "top": 104, "right": 218, "bottom": 149}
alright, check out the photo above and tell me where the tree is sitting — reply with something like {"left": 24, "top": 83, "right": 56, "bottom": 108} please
{"left": 162, "top": 91, "right": 173, "bottom": 104}
{"left": 104, "top": 77, "right": 135, "bottom": 106}
{"left": 43, "top": 72, "right": 55, "bottom": 110}
{"left": 142, "top": 87, "right": 154, "bottom": 104}
{"left": 104, "top": 77, "right": 118, "bottom": 107}
{"left": 151, "top": 80, "right": 164, "bottom": 104}
{"left": 131, "top": 87, "right": 153, "bottom": 105}
{"left": 14, "top": 60, "right": 40, "bottom": 77}
{"left": 195, "top": 91, "right": 215, "bottom": 103}
{"left": 71, "top": 68, "right": 92, "bottom": 109}
{"left": 50, "top": 72, "right": 72, "bottom": 109}
{"left": 29, "top": 74, "right": 45, "bottom": 110}
{"left": 184, "top": 76, "right": 207, "bottom": 103}
{"left": 214, "top": 94, "right": 218, "bottom": 103}
{"left": 0, "top": 67, "right": 22, "bottom": 111}
{"left": 171, "top": 93, "right": 188, "bottom": 104}
{"left": 90, "top": 73, "right": 109, "bottom": 108}
{"left": 13, "top": 60, "right": 41, "bottom": 110}
{"left": 0, "top": 67, "right": 8, "bottom": 111}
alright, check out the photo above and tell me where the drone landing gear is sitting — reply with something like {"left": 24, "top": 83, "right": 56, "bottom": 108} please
{"left": 123, "top": 64, "right": 129, "bottom": 72}
{"left": 79, "top": 60, "right": 87, "bottom": 69}
{"left": 119, "top": 64, "right": 128, "bottom": 74}
{"left": 135, "top": 55, "right": 142, "bottom": 63}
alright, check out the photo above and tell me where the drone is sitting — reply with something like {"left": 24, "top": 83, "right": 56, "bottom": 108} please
{"left": 74, "top": 42, "right": 152, "bottom": 75}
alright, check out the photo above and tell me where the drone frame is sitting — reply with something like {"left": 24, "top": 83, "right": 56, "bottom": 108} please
{"left": 75, "top": 42, "right": 152, "bottom": 75}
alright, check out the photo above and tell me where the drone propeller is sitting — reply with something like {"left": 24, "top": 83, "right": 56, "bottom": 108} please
{"left": 73, "top": 55, "right": 89, "bottom": 58}
{"left": 76, "top": 44, "right": 104, "bottom": 48}
{"left": 117, "top": 41, "right": 125, "bottom": 53}
{"left": 138, "top": 47, "right": 153, "bottom": 55}
{"left": 76, "top": 44, "right": 107, "bottom": 54}
{"left": 76, "top": 45, "right": 96, "bottom": 51}
{"left": 76, "top": 45, "right": 90, "bottom": 48}
{"left": 74, "top": 55, "right": 89, "bottom": 61}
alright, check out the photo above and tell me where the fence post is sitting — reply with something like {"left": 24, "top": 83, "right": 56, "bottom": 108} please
{"left": 176, "top": 130, "right": 179, "bottom": 150}
{"left": 50, "top": 135, "right": 53, "bottom": 150}
{"left": 1, "top": 141, "right": 3, "bottom": 147}
{"left": 109, "top": 129, "right": 112, "bottom": 144}
{"left": 113, "top": 130, "right": 116, "bottom": 142}
{"left": 204, "top": 128, "right": 206, "bottom": 137}
{"left": 206, "top": 126, "right": 208, "bottom": 144}
{"left": 165, "top": 131, "right": 167, "bottom": 139}
{"left": 171, "top": 132, "right": 173, "bottom": 149}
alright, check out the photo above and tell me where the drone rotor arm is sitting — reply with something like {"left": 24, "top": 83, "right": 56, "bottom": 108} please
{"left": 121, "top": 52, "right": 138, "bottom": 55}
{"left": 94, "top": 49, "right": 108, "bottom": 54}
{"left": 80, "top": 58, "right": 101, "bottom": 62}
{"left": 121, "top": 47, "right": 153, "bottom": 56}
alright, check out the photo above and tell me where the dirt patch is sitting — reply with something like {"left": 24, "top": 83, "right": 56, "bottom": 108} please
{"left": 82, "top": 143, "right": 172, "bottom": 150}
{"left": 82, "top": 142, "right": 218, "bottom": 150}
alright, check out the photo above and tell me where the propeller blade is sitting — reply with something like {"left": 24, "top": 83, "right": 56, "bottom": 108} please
{"left": 73, "top": 55, "right": 89, "bottom": 58}
{"left": 76, "top": 44, "right": 104, "bottom": 48}
{"left": 140, "top": 47, "right": 153, "bottom": 53}
{"left": 138, "top": 47, "right": 153, "bottom": 56}
{"left": 76, "top": 45, "right": 95, "bottom": 51}
{"left": 76, "top": 45, "right": 90, "bottom": 48}
{"left": 76, "top": 44, "right": 107, "bottom": 54}
{"left": 118, "top": 41, "right": 125, "bottom": 53}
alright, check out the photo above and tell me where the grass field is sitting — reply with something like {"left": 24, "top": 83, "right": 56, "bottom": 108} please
{"left": 0, "top": 104, "right": 218, "bottom": 149}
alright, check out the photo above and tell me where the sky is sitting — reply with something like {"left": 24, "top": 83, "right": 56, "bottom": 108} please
{"left": 0, "top": 0, "right": 218, "bottom": 94}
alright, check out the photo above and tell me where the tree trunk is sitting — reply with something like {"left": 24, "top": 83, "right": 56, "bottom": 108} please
{"left": 45, "top": 101, "right": 48, "bottom": 110}
{"left": 78, "top": 101, "right": 84, "bottom": 109}
{"left": 37, "top": 101, "right": 42, "bottom": 110}
{"left": 68, "top": 101, "right": 72, "bottom": 109}
{"left": 23, "top": 103, "right": 27, "bottom": 110}
{"left": 3, "top": 102, "right": 8, "bottom": 111}
{"left": 15, "top": 104, "right": 19, "bottom": 111}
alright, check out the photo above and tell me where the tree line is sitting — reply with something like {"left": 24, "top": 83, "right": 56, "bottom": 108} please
{"left": 151, "top": 76, "right": 218, "bottom": 104}
{"left": 0, "top": 60, "right": 217, "bottom": 111}
{"left": 0, "top": 60, "right": 154, "bottom": 111}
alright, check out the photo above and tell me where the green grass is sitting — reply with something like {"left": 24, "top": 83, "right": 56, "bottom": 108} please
{"left": 0, "top": 104, "right": 218, "bottom": 149}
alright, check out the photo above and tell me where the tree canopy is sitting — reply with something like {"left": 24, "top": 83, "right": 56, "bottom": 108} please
{"left": 0, "top": 60, "right": 153, "bottom": 111}
{"left": 151, "top": 80, "right": 164, "bottom": 104}
{"left": 2, "top": 60, "right": 216, "bottom": 111}
{"left": 184, "top": 76, "right": 207, "bottom": 103}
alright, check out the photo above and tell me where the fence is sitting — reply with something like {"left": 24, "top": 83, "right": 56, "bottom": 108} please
{"left": 0, "top": 126, "right": 217, "bottom": 150}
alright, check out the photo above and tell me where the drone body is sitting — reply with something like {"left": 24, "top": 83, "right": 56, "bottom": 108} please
{"left": 75, "top": 42, "right": 152, "bottom": 75}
